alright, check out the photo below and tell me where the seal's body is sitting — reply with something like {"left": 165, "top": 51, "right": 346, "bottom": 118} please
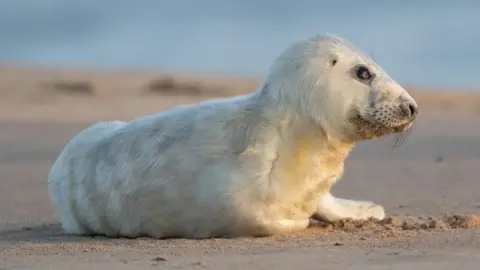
{"left": 48, "top": 35, "right": 418, "bottom": 239}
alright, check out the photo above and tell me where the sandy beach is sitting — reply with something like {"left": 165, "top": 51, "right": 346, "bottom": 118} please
{"left": 0, "top": 66, "right": 479, "bottom": 269}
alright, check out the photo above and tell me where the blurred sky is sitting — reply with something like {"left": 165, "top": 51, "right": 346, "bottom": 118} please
{"left": 0, "top": 0, "right": 479, "bottom": 90}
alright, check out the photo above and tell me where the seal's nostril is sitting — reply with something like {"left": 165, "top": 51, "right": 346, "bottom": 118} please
{"left": 408, "top": 103, "right": 417, "bottom": 117}
{"left": 400, "top": 102, "right": 418, "bottom": 118}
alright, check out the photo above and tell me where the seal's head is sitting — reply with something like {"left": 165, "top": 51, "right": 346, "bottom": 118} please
{"left": 263, "top": 34, "right": 418, "bottom": 142}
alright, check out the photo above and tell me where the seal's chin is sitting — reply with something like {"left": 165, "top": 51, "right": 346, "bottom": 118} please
{"left": 349, "top": 111, "right": 414, "bottom": 141}
{"left": 393, "top": 121, "right": 413, "bottom": 133}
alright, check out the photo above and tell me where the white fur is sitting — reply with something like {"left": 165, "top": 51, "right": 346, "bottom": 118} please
{"left": 313, "top": 193, "right": 385, "bottom": 221}
{"left": 47, "top": 34, "right": 418, "bottom": 239}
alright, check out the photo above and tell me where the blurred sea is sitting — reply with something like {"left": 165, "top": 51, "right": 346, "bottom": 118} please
{"left": 0, "top": 0, "right": 479, "bottom": 90}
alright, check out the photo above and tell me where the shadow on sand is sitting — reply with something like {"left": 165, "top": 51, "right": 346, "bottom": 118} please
{"left": 0, "top": 224, "right": 117, "bottom": 244}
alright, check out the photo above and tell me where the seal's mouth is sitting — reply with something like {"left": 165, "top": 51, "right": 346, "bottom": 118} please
{"left": 349, "top": 111, "right": 415, "bottom": 140}
{"left": 392, "top": 121, "right": 413, "bottom": 133}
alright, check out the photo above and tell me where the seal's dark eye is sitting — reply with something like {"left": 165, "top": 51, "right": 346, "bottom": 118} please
{"left": 356, "top": 66, "right": 372, "bottom": 81}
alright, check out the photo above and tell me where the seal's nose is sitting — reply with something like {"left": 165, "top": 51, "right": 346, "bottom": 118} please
{"left": 400, "top": 101, "right": 418, "bottom": 119}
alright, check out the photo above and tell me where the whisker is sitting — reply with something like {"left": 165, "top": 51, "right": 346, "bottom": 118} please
{"left": 388, "top": 125, "right": 412, "bottom": 149}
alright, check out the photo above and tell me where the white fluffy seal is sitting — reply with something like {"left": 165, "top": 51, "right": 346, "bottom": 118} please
{"left": 47, "top": 34, "right": 418, "bottom": 239}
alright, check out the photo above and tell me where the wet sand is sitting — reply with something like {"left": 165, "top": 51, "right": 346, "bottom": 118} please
{"left": 0, "top": 67, "right": 479, "bottom": 269}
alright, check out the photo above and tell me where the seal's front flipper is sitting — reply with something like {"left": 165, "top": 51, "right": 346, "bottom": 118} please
{"left": 312, "top": 192, "right": 385, "bottom": 222}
